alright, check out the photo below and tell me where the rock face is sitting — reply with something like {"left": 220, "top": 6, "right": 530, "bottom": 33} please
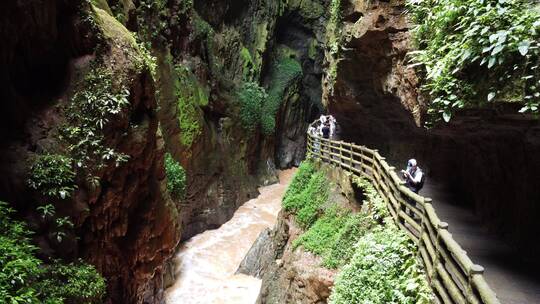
{"left": 255, "top": 211, "right": 337, "bottom": 304}
{"left": 0, "top": 0, "right": 335, "bottom": 302}
{"left": 126, "top": 0, "right": 332, "bottom": 240}
{"left": 324, "top": 0, "right": 540, "bottom": 261}
{"left": 0, "top": 2, "right": 180, "bottom": 303}
{"left": 272, "top": 1, "right": 328, "bottom": 168}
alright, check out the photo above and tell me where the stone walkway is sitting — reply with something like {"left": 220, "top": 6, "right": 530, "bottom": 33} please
{"left": 422, "top": 182, "right": 540, "bottom": 304}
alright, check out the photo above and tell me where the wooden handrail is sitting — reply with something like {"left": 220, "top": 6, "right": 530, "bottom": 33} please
{"left": 306, "top": 128, "right": 500, "bottom": 304}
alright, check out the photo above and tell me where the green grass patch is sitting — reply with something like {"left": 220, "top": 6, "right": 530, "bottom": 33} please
{"left": 282, "top": 161, "right": 317, "bottom": 209}
{"left": 293, "top": 205, "right": 349, "bottom": 255}
{"left": 322, "top": 212, "right": 375, "bottom": 269}
{"left": 282, "top": 166, "right": 328, "bottom": 228}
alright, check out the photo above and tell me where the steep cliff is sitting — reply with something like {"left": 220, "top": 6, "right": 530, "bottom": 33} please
{"left": 124, "top": 0, "right": 329, "bottom": 239}
{"left": 0, "top": 0, "right": 333, "bottom": 302}
{"left": 0, "top": 1, "right": 179, "bottom": 303}
{"left": 324, "top": 0, "right": 540, "bottom": 261}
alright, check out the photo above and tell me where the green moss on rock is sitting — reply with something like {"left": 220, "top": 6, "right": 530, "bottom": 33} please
{"left": 286, "top": 0, "right": 324, "bottom": 20}
{"left": 93, "top": 6, "right": 136, "bottom": 47}
{"left": 262, "top": 55, "right": 302, "bottom": 135}
{"left": 91, "top": 0, "right": 113, "bottom": 15}
{"left": 240, "top": 47, "right": 255, "bottom": 81}
{"left": 174, "top": 65, "right": 208, "bottom": 147}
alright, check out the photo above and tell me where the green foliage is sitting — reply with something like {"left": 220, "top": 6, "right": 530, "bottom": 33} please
{"left": 174, "top": 65, "right": 207, "bottom": 147}
{"left": 283, "top": 167, "right": 432, "bottom": 301}
{"left": 262, "top": 57, "right": 302, "bottom": 135}
{"left": 408, "top": 0, "right": 540, "bottom": 123}
{"left": 28, "top": 154, "right": 77, "bottom": 199}
{"left": 322, "top": 212, "right": 374, "bottom": 268}
{"left": 135, "top": 40, "right": 158, "bottom": 78}
{"left": 283, "top": 161, "right": 316, "bottom": 203}
{"left": 329, "top": 225, "right": 432, "bottom": 304}
{"left": 240, "top": 47, "right": 256, "bottom": 80}
{"left": 164, "top": 153, "right": 186, "bottom": 200}
{"left": 282, "top": 169, "right": 328, "bottom": 228}
{"left": 0, "top": 202, "right": 106, "bottom": 304}
{"left": 36, "top": 261, "right": 106, "bottom": 304}
{"left": 238, "top": 82, "right": 268, "bottom": 131}
{"left": 325, "top": 0, "right": 343, "bottom": 89}
{"left": 293, "top": 205, "right": 349, "bottom": 255}
{"left": 61, "top": 66, "right": 130, "bottom": 178}
{"left": 0, "top": 202, "right": 42, "bottom": 303}
{"left": 352, "top": 176, "right": 389, "bottom": 221}
{"left": 291, "top": 175, "right": 386, "bottom": 269}
{"left": 136, "top": 0, "right": 192, "bottom": 45}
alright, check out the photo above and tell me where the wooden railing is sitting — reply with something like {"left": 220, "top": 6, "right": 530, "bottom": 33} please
{"left": 306, "top": 131, "right": 500, "bottom": 304}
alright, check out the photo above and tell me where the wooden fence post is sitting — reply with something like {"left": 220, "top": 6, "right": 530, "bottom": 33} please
{"left": 434, "top": 222, "right": 449, "bottom": 286}
{"left": 468, "top": 265, "right": 484, "bottom": 304}
{"left": 349, "top": 143, "right": 354, "bottom": 174}
{"left": 338, "top": 141, "right": 343, "bottom": 169}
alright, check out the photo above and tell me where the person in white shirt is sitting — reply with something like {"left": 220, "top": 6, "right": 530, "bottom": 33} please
{"left": 328, "top": 115, "right": 336, "bottom": 139}
{"left": 401, "top": 159, "right": 424, "bottom": 194}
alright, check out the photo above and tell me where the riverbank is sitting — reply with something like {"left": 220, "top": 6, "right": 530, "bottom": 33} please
{"left": 164, "top": 169, "right": 296, "bottom": 304}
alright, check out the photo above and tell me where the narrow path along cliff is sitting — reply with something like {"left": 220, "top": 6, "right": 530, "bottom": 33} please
{"left": 164, "top": 169, "right": 296, "bottom": 304}
{"left": 422, "top": 182, "right": 540, "bottom": 304}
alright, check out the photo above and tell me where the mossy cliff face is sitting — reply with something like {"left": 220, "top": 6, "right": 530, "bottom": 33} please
{"left": 0, "top": 0, "right": 335, "bottom": 302}
{"left": 125, "top": 0, "right": 332, "bottom": 239}
{"left": 0, "top": 1, "right": 179, "bottom": 303}
{"left": 324, "top": 0, "right": 540, "bottom": 261}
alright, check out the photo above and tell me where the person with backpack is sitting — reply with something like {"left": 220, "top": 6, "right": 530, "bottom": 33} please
{"left": 321, "top": 122, "right": 331, "bottom": 139}
{"left": 401, "top": 159, "right": 424, "bottom": 194}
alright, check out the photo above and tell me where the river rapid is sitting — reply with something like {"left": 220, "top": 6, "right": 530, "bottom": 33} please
{"left": 164, "top": 169, "right": 296, "bottom": 304}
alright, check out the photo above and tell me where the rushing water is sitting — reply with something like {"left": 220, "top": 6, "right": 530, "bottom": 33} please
{"left": 165, "top": 169, "right": 296, "bottom": 304}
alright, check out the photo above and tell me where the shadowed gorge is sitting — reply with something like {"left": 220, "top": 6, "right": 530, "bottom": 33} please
{"left": 1, "top": 0, "right": 540, "bottom": 303}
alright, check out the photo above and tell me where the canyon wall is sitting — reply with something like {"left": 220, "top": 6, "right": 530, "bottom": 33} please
{"left": 324, "top": 0, "right": 540, "bottom": 261}
{"left": 0, "top": 0, "right": 331, "bottom": 302}
{"left": 0, "top": 1, "right": 180, "bottom": 303}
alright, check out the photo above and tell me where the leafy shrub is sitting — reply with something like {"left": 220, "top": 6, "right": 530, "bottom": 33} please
{"left": 0, "top": 202, "right": 106, "bottom": 303}
{"left": 284, "top": 171, "right": 329, "bottom": 228}
{"left": 322, "top": 212, "right": 374, "bottom": 268}
{"left": 61, "top": 66, "right": 130, "bottom": 176}
{"left": 329, "top": 225, "right": 432, "bottom": 304}
{"left": 28, "top": 154, "right": 77, "bottom": 199}
{"left": 408, "top": 0, "right": 540, "bottom": 122}
{"left": 282, "top": 160, "right": 328, "bottom": 228}
{"left": 293, "top": 205, "right": 349, "bottom": 255}
{"left": 164, "top": 153, "right": 186, "bottom": 200}
{"left": 282, "top": 161, "right": 316, "bottom": 208}
{"left": 0, "top": 202, "right": 42, "bottom": 303}
{"left": 237, "top": 82, "right": 267, "bottom": 131}
{"left": 261, "top": 57, "right": 302, "bottom": 135}
{"left": 352, "top": 176, "right": 389, "bottom": 221}
{"left": 36, "top": 261, "right": 106, "bottom": 304}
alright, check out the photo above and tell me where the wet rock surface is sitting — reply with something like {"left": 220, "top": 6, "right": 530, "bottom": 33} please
{"left": 255, "top": 211, "right": 337, "bottom": 304}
